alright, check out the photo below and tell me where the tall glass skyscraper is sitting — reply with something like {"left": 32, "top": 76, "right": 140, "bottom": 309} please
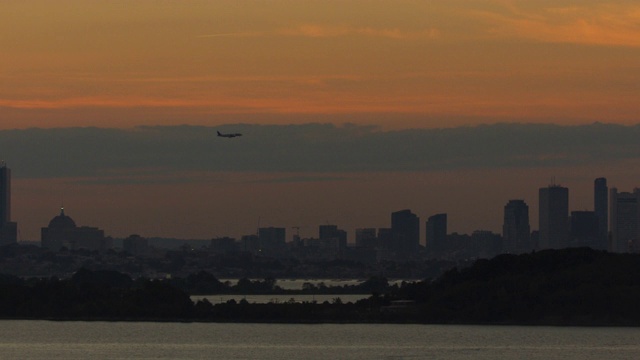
{"left": 0, "top": 163, "right": 10, "bottom": 225}
{"left": 610, "top": 188, "right": 640, "bottom": 253}
{"left": 391, "top": 209, "right": 420, "bottom": 256}
{"left": 503, "top": 200, "right": 530, "bottom": 254}
{"left": 425, "top": 213, "right": 447, "bottom": 254}
{"left": 0, "top": 163, "right": 17, "bottom": 245}
{"left": 539, "top": 185, "right": 569, "bottom": 250}
{"left": 594, "top": 178, "right": 608, "bottom": 250}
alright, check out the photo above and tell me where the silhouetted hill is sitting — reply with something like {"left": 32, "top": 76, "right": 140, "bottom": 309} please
{"left": 0, "top": 271, "right": 193, "bottom": 320}
{"left": 3, "top": 248, "right": 640, "bottom": 325}
{"left": 395, "top": 248, "right": 640, "bottom": 325}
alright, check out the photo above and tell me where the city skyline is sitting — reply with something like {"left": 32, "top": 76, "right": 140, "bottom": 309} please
{"left": 4, "top": 152, "right": 639, "bottom": 247}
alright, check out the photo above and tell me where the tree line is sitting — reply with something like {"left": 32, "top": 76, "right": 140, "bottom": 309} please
{"left": 3, "top": 248, "right": 640, "bottom": 325}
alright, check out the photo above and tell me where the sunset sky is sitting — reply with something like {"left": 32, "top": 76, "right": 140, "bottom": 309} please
{"left": 2, "top": 1, "right": 640, "bottom": 242}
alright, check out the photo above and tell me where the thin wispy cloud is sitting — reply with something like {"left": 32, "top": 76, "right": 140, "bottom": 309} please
{"left": 473, "top": 2, "right": 640, "bottom": 47}
{"left": 197, "top": 24, "right": 440, "bottom": 40}
{"left": 0, "top": 97, "right": 216, "bottom": 110}
{"left": 197, "top": 32, "right": 262, "bottom": 38}
{"left": 278, "top": 24, "right": 441, "bottom": 40}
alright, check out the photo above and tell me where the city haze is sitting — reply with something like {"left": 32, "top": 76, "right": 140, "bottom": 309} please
{"left": 5, "top": 123, "right": 640, "bottom": 241}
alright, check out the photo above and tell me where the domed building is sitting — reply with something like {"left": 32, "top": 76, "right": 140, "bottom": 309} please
{"left": 41, "top": 208, "right": 110, "bottom": 251}
{"left": 47, "top": 208, "right": 77, "bottom": 229}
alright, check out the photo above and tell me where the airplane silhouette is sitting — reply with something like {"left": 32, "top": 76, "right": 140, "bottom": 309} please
{"left": 217, "top": 131, "right": 242, "bottom": 138}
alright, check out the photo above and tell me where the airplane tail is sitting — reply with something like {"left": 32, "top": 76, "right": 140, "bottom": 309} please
{"left": 217, "top": 131, "right": 221, "bottom": 136}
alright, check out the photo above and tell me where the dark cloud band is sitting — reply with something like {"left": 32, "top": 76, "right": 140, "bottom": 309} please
{"left": 1, "top": 122, "right": 638, "bottom": 179}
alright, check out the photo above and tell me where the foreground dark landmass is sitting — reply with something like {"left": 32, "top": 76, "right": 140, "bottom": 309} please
{"left": 3, "top": 248, "right": 640, "bottom": 325}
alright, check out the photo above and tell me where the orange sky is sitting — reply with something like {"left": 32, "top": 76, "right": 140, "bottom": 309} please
{"left": 2, "top": 0, "right": 640, "bottom": 129}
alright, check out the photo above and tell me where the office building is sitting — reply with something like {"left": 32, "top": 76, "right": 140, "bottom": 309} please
{"left": 355, "top": 228, "right": 377, "bottom": 248}
{"left": 391, "top": 209, "right": 420, "bottom": 256}
{"left": 594, "top": 178, "right": 608, "bottom": 250}
{"left": 123, "top": 234, "right": 149, "bottom": 256}
{"left": 570, "top": 211, "right": 599, "bottom": 248}
{"left": 0, "top": 163, "right": 17, "bottom": 245}
{"left": 319, "top": 225, "right": 347, "bottom": 245}
{"left": 319, "top": 224, "right": 347, "bottom": 258}
{"left": 471, "top": 230, "right": 503, "bottom": 259}
{"left": 426, "top": 213, "right": 447, "bottom": 254}
{"left": 539, "top": 185, "right": 569, "bottom": 250}
{"left": 376, "top": 228, "right": 393, "bottom": 260}
{"left": 610, "top": 188, "right": 640, "bottom": 253}
{"left": 258, "top": 227, "right": 286, "bottom": 257}
{"left": 241, "top": 234, "right": 260, "bottom": 254}
{"left": 502, "top": 200, "right": 530, "bottom": 254}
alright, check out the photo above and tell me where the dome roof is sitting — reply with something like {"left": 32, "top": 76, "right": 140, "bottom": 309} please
{"left": 48, "top": 208, "right": 76, "bottom": 229}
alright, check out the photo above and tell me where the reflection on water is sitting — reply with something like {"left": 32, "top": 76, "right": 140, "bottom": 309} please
{"left": 220, "top": 278, "right": 410, "bottom": 290}
{"left": 191, "top": 293, "right": 369, "bottom": 304}
{"left": 1, "top": 321, "right": 640, "bottom": 359}
{"left": 196, "top": 278, "right": 399, "bottom": 304}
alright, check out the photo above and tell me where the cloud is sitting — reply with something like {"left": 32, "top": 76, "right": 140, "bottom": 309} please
{"left": 2, "top": 123, "right": 640, "bottom": 181}
{"left": 472, "top": 2, "right": 640, "bottom": 47}
{"left": 0, "top": 97, "right": 213, "bottom": 110}
{"left": 278, "top": 24, "right": 441, "bottom": 40}
{"left": 197, "top": 32, "right": 263, "bottom": 38}
{"left": 195, "top": 24, "right": 441, "bottom": 41}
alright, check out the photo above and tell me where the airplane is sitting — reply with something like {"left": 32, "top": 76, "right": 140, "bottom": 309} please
{"left": 217, "top": 131, "right": 242, "bottom": 138}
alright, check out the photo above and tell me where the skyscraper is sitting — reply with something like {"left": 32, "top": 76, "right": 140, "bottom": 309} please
{"left": 609, "top": 188, "right": 640, "bottom": 253}
{"left": 391, "top": 209, "right": 420, "bottom": 256}
{"left": 594, "top": 178, "right": 608, "bottom": 250}
{"left": 425, "top": 213, "right": 447, "bottom": 254}
{"left": 539, "top": 185, "right": 569, "bottom": 250}
{"left": 355, "top": 228, "right": 377, "bottom": 248}
{"left": 319, "top": 224, "right": 347, "bottom": 253}
{"left": 258, "top": 227, "right": 286, "bottom": 257}
{"left": 0, "top": 163, "right": 17, "bottom": 245}
{"left": 502, "top": 200, "right": 530, "bottom": 254}
{"left": 570, "top": 211, "right": 599, "bottom": 248}
{"left": 0, "top": 163, "right": 10, "bottom": 225}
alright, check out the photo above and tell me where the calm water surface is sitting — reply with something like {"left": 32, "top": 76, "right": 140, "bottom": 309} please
{"left": 1, "top": 321, "right": 639, "bottom": 359}
{"left": 220, "top": 279, "right": 410, "bottom": 290}
{"left": 191, "top": 294, "right": 368, "bottom": 304}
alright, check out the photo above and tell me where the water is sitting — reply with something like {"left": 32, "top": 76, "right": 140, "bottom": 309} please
{"left": 218, "top": 279, "right": 356, "bottom": 289}
{"left": 194, "top": 278, "right": 398, "bottom": 304}
{"left": 191, "top": 294, "right": 369, "bottom": 304}
{"left": 1, "top": 321, "right": 640, "bottom": 359}
{"left": 220, "top": 279, "right": 411, "bottom": 290}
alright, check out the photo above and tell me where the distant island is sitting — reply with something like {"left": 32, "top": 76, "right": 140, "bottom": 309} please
{"left": 2, "top": 247, "right": 640, "bottom": 326}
